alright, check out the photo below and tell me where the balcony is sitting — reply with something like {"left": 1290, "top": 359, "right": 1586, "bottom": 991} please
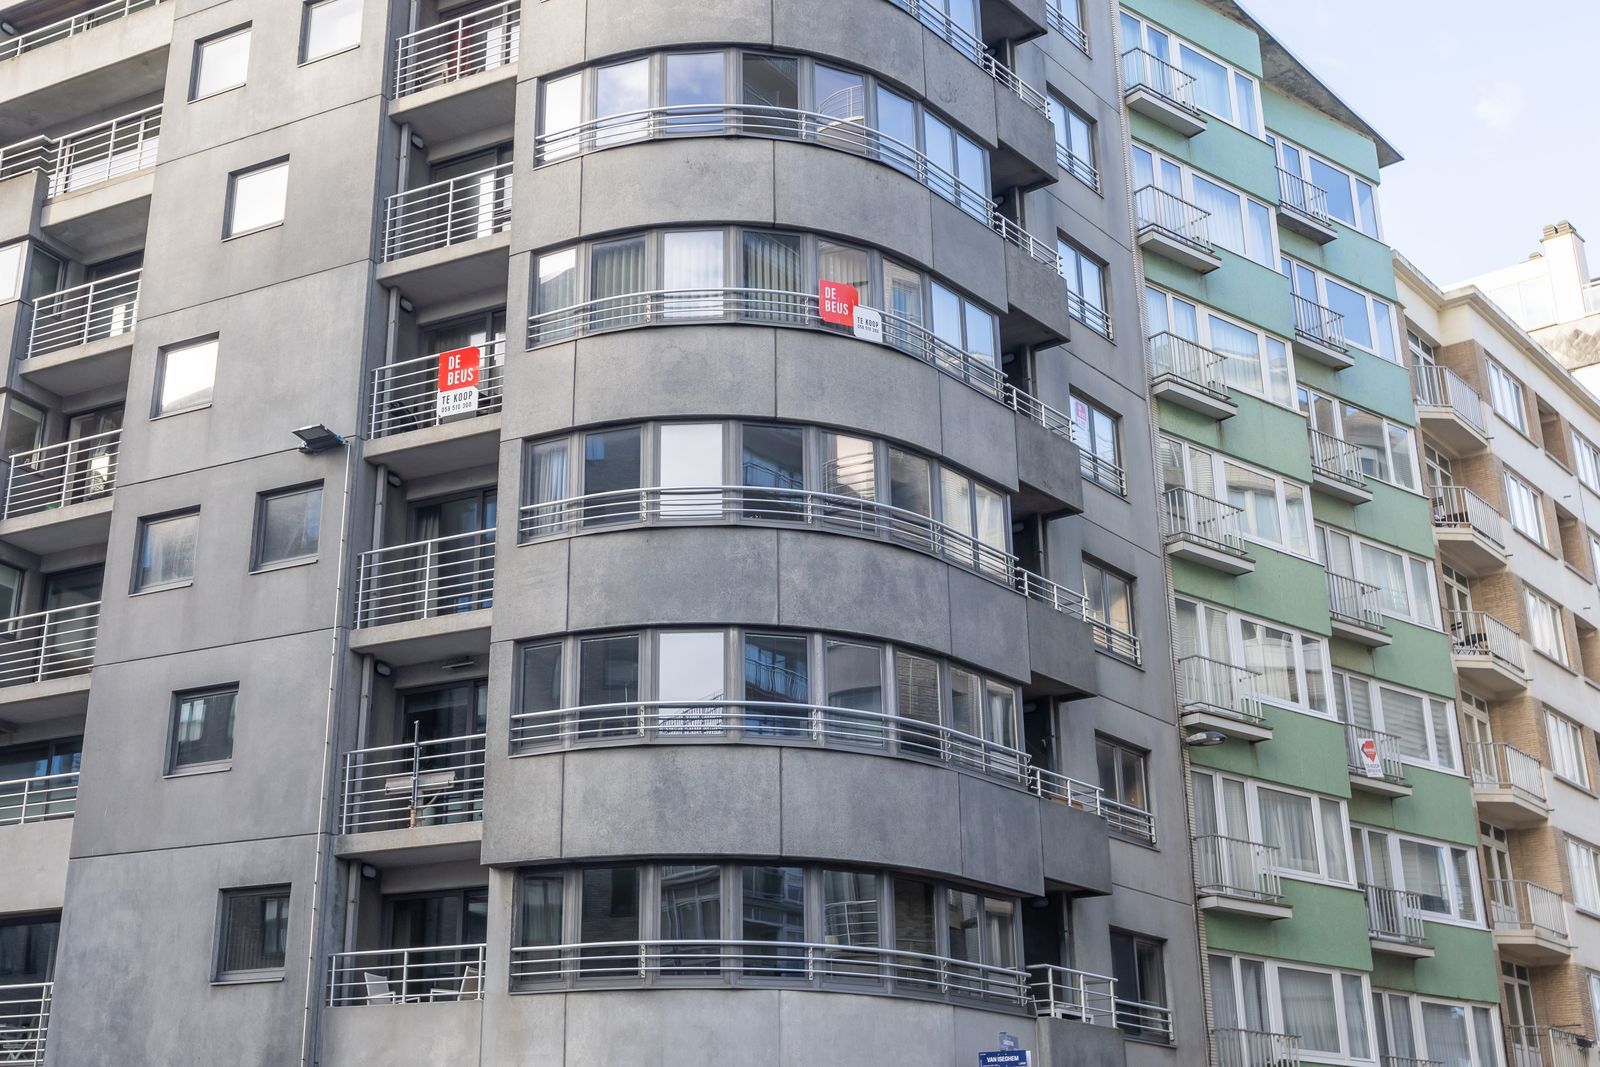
{"left": 1121, "top": 48, "right": 1205, "bottom": 136}
{"left": 23, "top": 268, "right": 139, "bottom": 393}
{"left": 1326, "top": 572, "right": 1389, "bottom": 646}
{"left": 1520, "top": 1027, "right": 1599, "bottom": 1067}
{"left": 1161, "top": 489, "right": 1253, "bottom": 575}
{"left": 0, "top": 0, "right": 166, "bottom": 61}
{"left": 1101, "top": 797, "right": 1155, "bottom": 845}
{"left": 1114, "top": 998, "right": 1173, "bottom": 1045}
{"left": 1412, "top": 365, "right": 1489, "bottom": 453}
{"left": 366, "top": 341, "right": 504, "bottom": 477}
{"left": 884, "top": 0, "right": 1050, "bottom": 117}
{"left": 1449, "top": 609, "right": 1530, "bottom": 695}
{"left": 0, "top": 603, "right": 98, "bottom": 720}
{"left": 1028, "top": 965, "right": 1116, "bottom": 1026}
{"left": 0, "top": 770, "right": 77, "bottom": 827}
{"left": 351, "top": 530, "right": 494, "bottom": 663}
{"left": 1213, "top": 1028, "right": 1302, "bottom": 1067}
{"left": 338, "top": 733, "right": 485, "bottom": 853}
{"left": 1383, "top": 1059, "right": 1445, "bottom": 1067}
{"left": 378, "top": 162, "right": 511, "bottom": 302}
{"left": 40, "top": 105, "right": 160, "bottom": 200}
{"left": 1467, "top": 742, "right": 1549, "bottom": 827}
{"left": 1194, "top": 834, "right": 1290, "bottom": 919}
{"left": 0, "top": 430, "right": 119, "bottom": 552}
{"left": 1308, "top": 428, "right": 1371, "bottom": 503}
{"left": 329, "top": 944, "right": 486, "bottom": 1005}
{"left": 1275, "top": 168, "right": 1337, "bottom": 244}
{"left": 1491, "top": 879, "right": 1571, "bottom": 964}
{"left": 1177, "top": 654, "right": 1268, "bottom": 742}
{"left": 1134, "top": 185, "right": 1220, "bottom": 272}
{"left": 393, "top": 1, "right": 519, "bottom": 96}
{"left": 1345, "top": 725, "right": 1410, "bottom": 797}
{"left": 1291, "top": 294, "right": 1352, "bottom": 369}
{"left": 0, "top": 981, "right": 50, "bottom": 1066}
{"left": 1430, "top": 484, "right": 1506, "bottom": 575}
{"left": 1148, "top": 333, "right": 1236, "bottom": 420}
{"left": 1364, "top": 884, "right": 1432, "bottom": 958}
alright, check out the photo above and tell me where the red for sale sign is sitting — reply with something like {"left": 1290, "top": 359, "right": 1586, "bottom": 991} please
{"left": 819, "top": 280, "right": 858, "bottom": 326}
{"left": 437, "top": 346, "right": 481, "bottom": 420}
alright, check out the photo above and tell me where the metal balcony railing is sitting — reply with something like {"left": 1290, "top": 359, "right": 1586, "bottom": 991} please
{"left": 1276, "top": 168, "right": 1331, "bottom": 228}
{"left": 1028, "top": 965, "right": 1115, "bottom": 1025}
{"left": 1056, "top": 142, "right": 1098, "bottom": 190}
{"left": 393, "top": 0, "right": 519, "bottom": 96}
{"left": 46, "top": 106, "right": 160, "bottom": 197}
{"left": 1176, "top": 655, "right": 1262, "bottom": 725}
{"left": 1102, "top": 797, "right": 1155, "bottom": 844}
{"left": 0, "top": 0, "right": 167, "bottom": 61}
{"left": 1508, "top": 1027, "right": 1549, "bottom": 1067}
{"left": 1193, "top": 834, "right": 1283, "bottom": 903}
{"left": 1071, "top": 436, "right": 1125, "bottom": 495}
{"left": 1065, "top": 287, "right": 1112, "bottom": 338}
{"left": 1213, "top": 1027, "right": 1302, "bottom": 1067}
{"left": 1161, "top": 489, "right": 1247, "bottom": 554}
{"left": 1326, "top": 571, "right": 1384, "bottom": 630}
{"left": 1412, "top": 364, "right": 1487, "bottom": 434}
{"left": 1467, "top": 741, "right": 1546, "bottom": 804}
{"left": 1490, "top": 879, "right": 1569, "bottom": 943}
{"left": 369, "top": 340, "right": 505, "bottom": 438}
{"left": 1045, "top": 1, "right": 1088, "bottom": 53}
{"left": 1121, "top": 48, "right": 1198, "bottom": 113}
{"left": 353, "top": 529, "right": 494, "bottom": 627}
{"left": 382, "top": 161, "right": 512, "bottom": 261}
{"left": 1344, "top": 724, "right": 1405, "bottom": 782}
{"left": 1292, "top": 294, "right": 1346, "bottom": 352}
{"left": 328, "top": 944, "right": 486, "bottom": 1005}
{"left": 27, "top": 270, "right": 140, "bottom": 358}
{"left": 1308, "top": 428, "right": 1366, "bottom": 487}
{"left": 1540, "top": 1027, "right": 1597, "bottom": 1067}
{"left": 991, "top": 212, "right": 1065, "bottom": 272}
{"left": 1381, "top": 1058, "right": 1444, "bottom": 1067}
{"left": 0, "top": 771, "right": 77, "bottom": 827}
{"left": 883, "top": 0, "right": 1049, "bottom": 114}
{"left": 1364, "top": 883, "right": 1428, "bottom": 946}
{"left": 3, "top": 430, "right": 120, "bottom": 519}
{"left": 1026, "top": 766, "right": 1104, "bottom": 816}
{"left": 509, "top": 939, "right": 1032, "bottom": 1004}
{"left": 1148, "top": 333, "right": 1229, "bottom": 399}
{"left": 0, "top": 604, "right": 98, "bottom": 687}
{"left": 1134, "top": 184, "right": 1212, "bottom": 252}
{"left": 1091, "top": 619, "right": 1141, "bottom": 664}
{"left": 0, "top": 982, "right": 50, "bottom": 1065}
{"left": 1448, "top": 609, "right": 1528, "bottom": 675}
{"left": 1431, "top": 484, "right": 1505, "bottom": 549}
{"left": 340, "top": 733, "right": 485, "bottom": 834}
{"left": 1115, "top": 998, "right": 1173, "bottom": 1043}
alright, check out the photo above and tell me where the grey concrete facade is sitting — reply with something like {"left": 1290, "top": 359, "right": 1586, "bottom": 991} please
{"left": 0, "top": 0, "right": 1201, "bottom": 1064}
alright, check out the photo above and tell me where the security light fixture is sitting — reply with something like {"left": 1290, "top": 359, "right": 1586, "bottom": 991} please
{"left": 293, "top": 424, "right": 346, "bottom": 454}
{"left": 372, "top": 660, "right": 393, "bottom": 678}
{"left": 398, "top": 296, "right": 414, "bottom": 314}
{"left": 0, "top": 23, "right": 16, "bottom": 36}
{"left": 409, "top": 133, "right": 426, "bottom": 150}
{"left": 1183, "top": 730, "right": 1228, "bottom": 747}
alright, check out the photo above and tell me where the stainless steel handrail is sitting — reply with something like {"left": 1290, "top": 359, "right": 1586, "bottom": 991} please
{"left": 0, "top": 603, "right": 99, "bottom": 687}
{"left": 368, "top": 339, "right": 506, "bottom": 438}
{"left": 1326, "top": 571, "right": 1383, "bottom": 630}
{"left": 27, "top": 269, "right": 140, "bottom": 358}
{"left": 353, "top": 529, "right": 494, "bottom": 627}
{"left": 0, "top": 0, "right": 166, "bottom": 60}
{"left": 383, "top": 161, "right": 512, "bottom": 260}
{"left": 393, "top": 0, "right": 519, "bottom": 96}
{"left": 1363, "top": 883, "right": 1427, "bottom": 945}
{"left": 0, "top": 981, "right": 50, "bottom": 1065}
{"left": 1045, "top": 1, "right": 1088, "bottom": 53}
{"left": 340, "top": 732, "right": 486, "bottom": 834}
{"left": 3, "top": 429, "right": 120, "bottom": 519}
{"left": 1028, "top": 964, "right": 1115, "bottom": 1025}
{"left": 0, "top": 771, "right": 78, "bottom": 827}
{"left": 328, "top": 944, "right": 487, "bottom": 1005}
{"left": 45, "top": 105, "right": 160, "bottom": 197}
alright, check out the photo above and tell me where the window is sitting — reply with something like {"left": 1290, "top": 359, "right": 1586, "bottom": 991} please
{"left": 1568, "top": 838, "right": 1600, "bottom": 913}
{"left": 253, "top": 486, "right": 321, "bottom": 568}
{"left": 1397, "top": 836, "right": 1478, "bottom": 923}
{"left": 1047, "top": 0, "right": 1086, "bottom": 50}
{"left": 1223, "top": 461, "right": 1312, "bottom": 557}
{"left": 1503, "top": 472, "right": 1545, "bottom": 544}
{"left": 1271, "top": 136, "right": 1380, "bottom": 237}
{"left": 1058, "top": 240, "right": 1109, "bottom": 336}
{"left": 580, "top": 867, "right": 640, "bottom": 973}
{"left": 169, "top": 686, "right": 238, "bottom": 771}
{"left": 1547, "top": 709, "right": 1589, "bottom": 788}
{"left": 1574, "top": 432, "right": 1600, "bottom": 492}
{"left": 1486, "top": 361, "right": 1527, "bottom": 432}
{"left": 216, "top": 886, "right": 290, "bottom": 980}
{"left": 743, "top": 865, "right": 805, "bottom": 975}
{"left": 1133, "top": 147, "right": 1274, "bottom": 268}
{"left": 155, "top": 338, "right": 218, "bottom": 415}
{"left": 1281, "top": 257, "right": 1399, "bottom": 362}
{"left": 1096, "top": 737, "right": 1150, "bottom": 821}
{"left": 5, "top": 396, "right": 44, "bottom": 457}
{"left": 1110, "top": 932, "right": 1167, "bottom": 1040}
{"left": 1332, "top": 671, "right": 1456, "bottom": 772}
{"left": 1071, "top": 394, "right": 1121, "bottom": 493}
{"left": 302, "top": 0, "right": 361, "bottom": 62}
{"left": 1299, "top": 390, "right": 1419, "bottom": 490}
{"left": 135, "top": 510, "right": 199, "bottom": 591}
{"left": 1084, "top": 559, "right": 1136, "bottom": 658}
{"left": 1525, "top": 588, "right": 1567, "bottom": 665}
{"left": 226, "top": 161, "right": 288, "bottom": 237}
{"left": 192, "top": 26, "right": 251, "bottom": 99}
{"left": 1173, "top": 596, "right": 1331, "bottom": 719}
{"left": 1255, "top": 785, "right": 1350, "bottom": 882}
{"left": 1121, "top": 15, "right": 1260, "bottom": 133}
{"left": 1318, "top": 526, "right": 1438, "bottom": 629}
{"left": 1047, "top": 95, "right": 1097, "bottom": 188}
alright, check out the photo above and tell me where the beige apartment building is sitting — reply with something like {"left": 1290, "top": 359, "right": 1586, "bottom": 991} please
{"left": 1399, "top": 251, "right": 1600, "bottom": 1067}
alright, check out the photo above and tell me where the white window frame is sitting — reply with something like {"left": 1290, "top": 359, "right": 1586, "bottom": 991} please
{"left": 1298, "top": 389, "right": 1421, "bottom": 491}
{"left": 1546, "top": 708, "right": 1589, "bottom": 789}
{"left": 1502, "top": 470, "right": 1545, "bottom": 545}
{"left": 1145, "top": 285, "right": 1296, "bottom": 407}
{"left": 1269, "top": 134, "right": 1381, "bottom": 239}
{"left": 1119, "top": 14, "right": 1264, "bottom": 135}
{"left": 1568, "top": 837, "right": 1600, "bottom": 915}
{"left": 1221, "top": 458, "right": 1314, "bottom": 559}
{"left": 1133, "top": 144, "right": 1277, "bottom": 268}
{"left": 1353, "top": 825, "right": 1482, "bottom": 926}
{"left": 1318, "top": 525, "right": 1440, "bottom": 630}
{"left": 1197, "top": 772, "right": 1353, "bottom": 886}
{"left": 1485, "top": 360, "right": 1528, "bottom": 433}
{"left": 1525, "top": 587, "right": 1568, "bottom": 666}
{"left": 1573, "top": 431, "right": 1600, "bottom": 492}
{"left": 1376, "top": 991, "right": 1504, "bottom": 1067}
{"left": 1210, "top": 953, "right": 1375, "bottom": 1063}
{"left": 1332, "top": 670, "right": 1458, "bottom": 774}
{"left": 1174, "top": 596, "right": 1333, "bottom": 720}
{"left": 1280, "top": 256, "right": 1400, "bottom": 363}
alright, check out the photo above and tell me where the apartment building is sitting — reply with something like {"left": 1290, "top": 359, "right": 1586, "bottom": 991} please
{"left": 1123, "top": 1, "right": 1504, "bottom": 1064}
{"left": 1399, "top": 250, "right": 1600, "bottom": 1067}
{"left": 0, "top": 0, "right": 1207, "bottom": 1064}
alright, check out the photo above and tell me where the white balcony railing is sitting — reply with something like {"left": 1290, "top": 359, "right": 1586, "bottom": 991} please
{"left": 393, "top": 0, "right": 519, "bottom": 96}
{"left": 0, "top": 982, "right": 50, "bottom": 1066}
{"left": 1065, "top": 287, "right": 1113, "bottom": 339}
{"left": 328, "top": 944, "right": 486, "bottom": 1005}
{"left": 884, "top": 0, "right": 1049, "bottom": 114}
{"left": 27, "top": 269, "right": 140, "bottom": 358}
{"left": 1364, "top": 883, "right": 1428, "bottom": 946}
{"left": 1029, "top": 965, "right": 1115, "bottom": 1025}
{"left": 1541, "top": 1027, "right": 1597, "bottom": 1067}
{"left": 1056, "top": 142, "right": 1098, "bottom": 191}
{"left": 1116, "top": 998, "right": 1173, "bottom": 1043}
{"left": 3, "top": 430, "right": 120, "bottom": 520}
{"left": 1292, "top": 294, "right": 1346, "bottom": 352}
{"left": 1193, "top": 834, "right": 1283, "bottom": 903}
{"left": 353, "top": 529, "right": 494, "bottom": 627}
{"left": 509, "top": 938, "right": 1032, "bottom": 1004}
{"left": 1308, "top": 428, "right": 1366, "bottom": 486}
{"left": 1161, "top": 489, "right": 1246, "bottom": 554}
{"left": 369, "top": 340, "right": 505, "bottom": 438}
{"left": 1508, "top": 1027, "right": 1550, "bottom": 1067}
{"left": 991, "top": 211, "right": 1065, "bottom": 273}
{"left": 1431, "top": 484, "right": 1505, "bottom": 548}
{"left": 1045, "top": 1, "right": 1088, "bottom": 53}
{"left": 1468, "top": 741, "right": 1547, "bottom": 805}
{"left": 1276, "top": 168, "right": 1331, "bottom": 227}
{"left": 0, "top": 771, "right": 77, "bottom": 828}
{"left": 1134, "top": 185, "right": 1212, "bottom": 252}
{"left": 46, "top": 106, "right": 160, "bottom": 197}
{"left": 340, "top": 733, "right": 485, "bottom": 834}
{"left": 1344, "top": 724, "right": 1405, "bottom": 782}
{"left": 1327, "top": 572, "right": 1384, "bottom": 631}
{"left": 1102, "top": 797, "right": 1155, "bottom": 844}
{"left": 1091, "top": 619, "right": 1141, "bottom": 664}
{"left": 1490, "top": 879, "right": 1570, "bottom": 943}
{"left": 382, "top": 161, "right": 512, "bottom": 261}
{"left": 0, "top": 604, "right": 99, "bottom": 687}
{"left": 1149, "top": 333, "right": 1229, "bottom": 398}
{"left": 1213, "top": 1027, "right": 1302, "bottom": 1067}
{"left": 1412, "top": 364, "right": 1487, "bottom": 434}
{"left": 1121, "top": 48, "right": 1198, "bottom": 114}
{"left": 1448, "top": 609, "right": 1529, "bottom": 675}
{"left": 1177, "top": 655, "right": 1262, "bottom": 725}
{"left": 0, "top": 0, "right": 167, "bottom": 61}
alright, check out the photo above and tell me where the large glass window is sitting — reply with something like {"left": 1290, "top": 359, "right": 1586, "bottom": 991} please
{"left": 1109, "top": 932, "right": 1167, "bottom": 1039}
{"left": 155, "top": 337, "right": 218, "bottom": 416}
{"left": 170, "top": 686, "right": 238, "bottom": 770}
{"left": 582, "top": 427, "right": 642, "bottom": 525}
{"left": 1504, "top": 472, "right": 1545, "bottom": 544}
{"left": 1545, "top": 709, "right": 1588, "bottom": 788}
{"left": 743, "top": 632, "right": 808, "bottom": 736}
{"left": 253, "top": 485, "right": 321, "bottom": 568}
{"left": 216, "top": 886, "right": 290, "bottom": 979}
{"left": 579, "top": 868, "right": 640, "bottom": 974}
{"left": 657, "top": 422, "right": 723, "bottom": 517}
{"left": 661, "top": 231, "right": 725, "bottom": 318}
{"left": 594, "top": 58, "right": 649, "bottom": 145}
{"left": 742, "top": 866, "right": 805, "bottom": 976}
{"left": 659, "top": 865, "right": 721, "bottom": 971}
{"left": 657, "top": 631, "right": 725, "bottom": 733}
{"left": 135, "top": 511, "right": 200, "bottom": 591}
{"left": 577, "top": 635, "right": 638, "bottom": 739}
{"left": 515, "top": 873, "right": 563, "bottom": 977}
{"left": 663, "top": 53, "right": 725, "bottom": 133}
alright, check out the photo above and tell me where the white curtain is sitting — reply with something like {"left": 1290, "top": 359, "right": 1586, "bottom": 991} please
{"left": 1278, "top": 968, "right": 1340, "bottom": 1053}
{"left": 1257, "top": 789, "right": 1317, "bottom": 874}
{"left": 1422, "top": 1003, "right": 1472, "bottom": 1067}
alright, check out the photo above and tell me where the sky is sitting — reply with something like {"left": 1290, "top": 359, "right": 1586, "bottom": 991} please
{"left": 1242, "top": 0, "right": 1600, "bottom": 288}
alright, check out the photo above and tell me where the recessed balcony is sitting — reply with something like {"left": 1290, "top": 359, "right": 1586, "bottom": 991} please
{"left": 22, "top": 269, "right": 139, "bottom": 395}
{"left": 1490, "top": 879, "right": 1571, "bottom": 965}
{"left": 1448, "top": 609, "right": 1530, "bottom": 695}
{"left": 1345, "top": 725, "right": 1410, "bottom": 797}
{"left": 1193, "top": 834, "right": 1291, "bottom": 919}
{"left": 365, "top": 341, "right": 504, "bottom": 479}
{"left": 389, "top": 1, "right": 519, "bottom": 143}
{"left": 1161, "top": 488, "right": 1253, "bottom": 575}
{"left": 1275, "top": 168, "right": 1337, "bottom": 244}
{"left": 1308, "top": 428, "right": 1371, "bottom": 503}
{"left": 1430, "top": 484, "right": 1506, "bottom": 575}
{"left": 1467, "top": 742, "right": 1549, "bottom": 827}
{"left": 1148, "top": 333, "right": 1236, "bottom": 420}
{"left": 0, "top": 430, "right": 119, "bottom": 553}
{"left": 1364, "top": 884, "right": 1433, "bottom": 958}
{"left": 1177, "top": 654, "right": 1269, "bottom": 742}
{"left": 0, "top": 980, "right": 51, "bottom": 1065}
{"left": 336, "top": 733, "right": 485, "bottom": 860}
{"left": 1120, "top": 48, "right": 1206, "bottom": 136}
{"left": 1412, "top": 365, "right": 1489, "bottom": 454}
{"left": 1134, "top": 185, "right": 1221, "bottom": 272}
{"left": 35, "top": 106, "right": 159, "bottom": 260}
{"left": 1291, "top": 294, "right": 1353, "bottom": 369}
{"left": 377, "top": 163, "right": 511, "bottom": 303}
{"left": 328, "top": 944, "right": 486, "bottom": 1005}
{"left": 350, "top": 530, "right": 494, "bottom": 664}
{"left": 1212, "top": 1028, "right": 1302, "bottom": 1067}
{"left": 0, "top": 603, "right": 99, "bottom": 722}
{"left": 1326, "top": 572, "right": 1390, "bottom": 647}
{"left": 1029, "top": 965, "right": 1116, "bottom": 1028}
{"left": 0, "top": 769, "right": 77, "bottom": 828}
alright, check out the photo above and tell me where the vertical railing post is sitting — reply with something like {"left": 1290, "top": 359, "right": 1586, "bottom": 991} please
{"left": 408, "top": 722, "right": 422, "bottom": 830}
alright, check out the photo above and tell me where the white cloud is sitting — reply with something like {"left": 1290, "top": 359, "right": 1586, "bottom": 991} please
{"left": 1474, "top": 80, "right": 1526, "bottom": 132}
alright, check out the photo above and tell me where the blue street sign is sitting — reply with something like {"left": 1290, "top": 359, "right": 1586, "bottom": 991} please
{"left": 999, "top": 1033, "right": 1019, "bottom": 1051}
{"left": 978, "top": 1052, "right": 1030, "bottom": 1067}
